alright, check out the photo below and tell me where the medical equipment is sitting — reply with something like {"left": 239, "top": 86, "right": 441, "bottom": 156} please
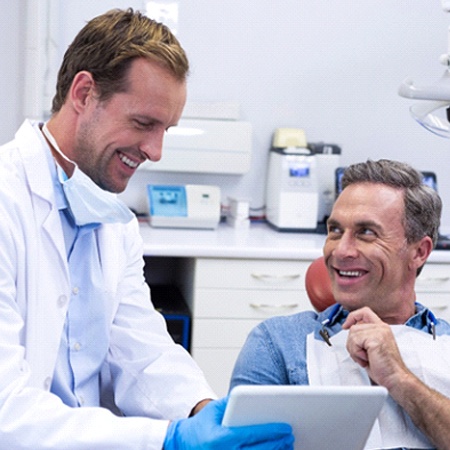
{"left": 265, "top": 129, "right": 319, "bottom": 231}
{"left": 398, "top": 1, "right": 450, "bottom": 137}
{"left": 42, "top": 124, "right": 134, "bottom": 226}
{"left": 266, "top": 148, "right": 319, "bottom": 231}
{"left": 138, "top": 118, "right": 252, "bottom": 174}
{"left": 319, "top": 303, "right": 341, "bottom": 346}
{"left": 425, "top": 305, "right": 438, "bottom": 340}
{"left": 265, "top": 129, "right": 340, "bottom": 231}
{"left": 226, "top": 196, "right": 250, "bottom": 229}
{"left": 147, "top": 184, "right": 221, "bottom": 229}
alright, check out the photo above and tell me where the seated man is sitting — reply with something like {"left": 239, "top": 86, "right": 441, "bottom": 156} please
{"left": 230, "top": 159, "right": 450, "bottom": 450}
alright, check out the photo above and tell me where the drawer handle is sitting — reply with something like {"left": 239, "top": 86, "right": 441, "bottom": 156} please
{"left": 417, "top": 277, "right": 450, "bottom": 284}
{"left": 250, "top": 273, "right": 301, "bottom": 283}
{"left": 250, "top": 303, "right": 299, "bottom": 311}
{"left": 429, "top": 305, "right": 449, "bottom": 311}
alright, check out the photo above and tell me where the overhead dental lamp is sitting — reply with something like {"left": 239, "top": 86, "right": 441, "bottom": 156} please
{"left": 398, "top": 0, "right": 450, "bottom": 137}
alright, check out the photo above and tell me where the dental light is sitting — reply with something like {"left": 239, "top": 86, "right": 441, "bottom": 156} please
{"left": 398, "top": 0, "right": 450, "bottom": 137}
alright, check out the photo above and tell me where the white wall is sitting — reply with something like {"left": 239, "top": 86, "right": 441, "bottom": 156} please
{"left": 0, "top": 1, "right": 24, "bottom": 143}
{"left": 4, "top": 1, "right": 450, "bottom": 226}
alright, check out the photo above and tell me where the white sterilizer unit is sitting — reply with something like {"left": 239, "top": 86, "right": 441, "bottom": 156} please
{"left": 265, "top": 147, "right": 319, "bottom": 231}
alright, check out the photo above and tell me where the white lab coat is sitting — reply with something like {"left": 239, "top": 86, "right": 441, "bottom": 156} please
{"left": 0, "top": 120, "right": 216, "bottom": 449}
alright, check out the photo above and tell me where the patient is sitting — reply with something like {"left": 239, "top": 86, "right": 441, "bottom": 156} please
{"left": 230, "top": 159, "right": 450, "bottom": 450}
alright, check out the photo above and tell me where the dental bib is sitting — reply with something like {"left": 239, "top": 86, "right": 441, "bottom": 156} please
{"left": 42, "top": 123, "right": 134, "bottom": 226}
{"left": 307, "top": 326, "right": 450, "bottom": 449}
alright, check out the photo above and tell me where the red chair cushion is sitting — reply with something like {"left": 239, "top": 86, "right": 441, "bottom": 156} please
{"left": 305, "top": 256, "right": 335, "bottom": 312}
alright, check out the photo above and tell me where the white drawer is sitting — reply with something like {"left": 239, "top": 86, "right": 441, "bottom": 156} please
{"left": 191, "top": 348, "right": 240, "bottom": 397}
{"left": 192, "top": 318, "right": 261, "bottom": 348}
{"left": 194, "top": 288, "right": 310, "bottom": 318}
{"left": 417, "top": 263, "right": 450, "bottom": 293}
{"left": 417, "top": 293, "right": 450, "bottom": 311}
{"left": 195, "top": 258, "right": 308, "bottom": 290}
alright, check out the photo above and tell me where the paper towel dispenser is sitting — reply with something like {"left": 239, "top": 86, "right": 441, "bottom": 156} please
{"left": 138, "top": 118, "right": 252, "bottom": 174}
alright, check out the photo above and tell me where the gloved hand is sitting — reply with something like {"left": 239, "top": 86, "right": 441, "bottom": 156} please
{"left": 163, "top": 396, "right": 294, "bottom": 449}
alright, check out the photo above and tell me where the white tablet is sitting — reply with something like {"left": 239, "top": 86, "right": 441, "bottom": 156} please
{"left": 222, "top": 385, "right": 388, "bottom": 450}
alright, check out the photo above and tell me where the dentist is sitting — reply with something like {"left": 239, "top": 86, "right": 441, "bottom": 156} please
{"left": 0, "top": 8, "right": 293, "bottom": 449}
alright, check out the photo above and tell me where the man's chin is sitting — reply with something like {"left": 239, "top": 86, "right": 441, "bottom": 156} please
{"left": 333, "top": 295, "right": 364, "bottom": 311}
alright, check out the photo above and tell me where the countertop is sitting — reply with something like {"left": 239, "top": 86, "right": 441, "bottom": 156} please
{"left": 140, "top": 221, "right": 325, "bottom": 260}
{"left": 140, "top": 221, "right": 450, "bottom": 263}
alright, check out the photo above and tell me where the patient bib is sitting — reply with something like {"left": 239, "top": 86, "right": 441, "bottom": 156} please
{"left": 307, "top": 326, "right": 450, "bottom": 449}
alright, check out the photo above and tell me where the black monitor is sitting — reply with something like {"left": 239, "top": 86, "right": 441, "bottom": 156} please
{"left": 335, "top": 167, "right": 437, "bottom": 197}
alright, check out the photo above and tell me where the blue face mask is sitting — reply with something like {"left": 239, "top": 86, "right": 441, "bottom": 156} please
{"left": 42, "top": 124, "right": 134, "bottom": 226}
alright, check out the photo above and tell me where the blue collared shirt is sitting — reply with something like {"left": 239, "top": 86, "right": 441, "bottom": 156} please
{"left": 43, "top": 136, "right": 109, "bottom": 407}
{"left": 230, "top": 302, "right": 450, "bottom": 389}
{"left": 230, "top": 303, "right": 450, "bottom": 450}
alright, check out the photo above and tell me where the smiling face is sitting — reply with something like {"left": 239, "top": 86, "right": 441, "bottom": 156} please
{"left": 67, "top": 58, "right": 187, "bottom": 193}
{"left": 324, "top": 182, "right": 425, "bottom": 323}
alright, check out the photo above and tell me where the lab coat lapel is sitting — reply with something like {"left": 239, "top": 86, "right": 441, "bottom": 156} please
{"left": 16, "top": 120, "right": 67, "bottom": 270}
{"left": 14, "top": 121, "right": 70, "bottom": 387}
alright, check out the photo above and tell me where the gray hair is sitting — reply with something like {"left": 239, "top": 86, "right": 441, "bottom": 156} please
{"left": 341, "top": 159, "right": 442, "bottom": 249}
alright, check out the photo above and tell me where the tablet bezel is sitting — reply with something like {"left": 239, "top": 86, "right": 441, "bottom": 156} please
{"left": 222, "top": 385, "right": 388, "bottom": 450}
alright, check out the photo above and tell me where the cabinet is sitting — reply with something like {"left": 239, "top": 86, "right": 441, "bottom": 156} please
{"left": 190, "top": 257, "right": 312, "bottom": 396}
{"left": 416, "top": 263, "right": 450, "bottom": 319}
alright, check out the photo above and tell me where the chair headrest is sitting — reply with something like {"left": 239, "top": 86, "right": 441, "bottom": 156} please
{"left": 305, "top": 256, "right": 336, "bottom": 312}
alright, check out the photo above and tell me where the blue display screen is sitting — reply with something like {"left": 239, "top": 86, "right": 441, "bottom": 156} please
{"left": 335, "top": 167, "right": 438, "bottom": 197}
{"left": 147, "top": 185, "right": 188, "bottom": 217}
{"left": 289, "top": 164, "right": 310, "bottom": 177}
{"left": 422, "top": 172, "right": 438, "bottom": 191}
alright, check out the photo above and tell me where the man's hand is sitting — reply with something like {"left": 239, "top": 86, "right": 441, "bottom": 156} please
{"left": 342, "top": 307, "right": 410, "bottom": 390}
{"left": 343, "top": 307, "right": 450, "bottom": 450}
{"left": 189, "top": 399, "right": 212, "bottom": 416}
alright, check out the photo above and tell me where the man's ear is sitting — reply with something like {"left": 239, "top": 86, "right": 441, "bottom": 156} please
{"left": 68, "top": 71, "right": 96, "bottom": 113}
{"left": 411, "top": 236, "right": 433, "bottom": 272}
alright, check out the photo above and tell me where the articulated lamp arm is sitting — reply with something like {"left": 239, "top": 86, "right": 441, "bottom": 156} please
{"left": 398, "top": 1, "right": 450, "bottom": 137}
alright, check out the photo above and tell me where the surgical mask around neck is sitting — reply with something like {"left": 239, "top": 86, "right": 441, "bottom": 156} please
{"left": 42, "top": 123, "right": 134, "bottom": 226}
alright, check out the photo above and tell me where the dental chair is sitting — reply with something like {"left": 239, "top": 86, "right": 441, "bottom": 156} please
{"left": 305, "top": 256, "right": 336, "bottom": 312}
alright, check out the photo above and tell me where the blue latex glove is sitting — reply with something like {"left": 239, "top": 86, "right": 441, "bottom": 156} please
{"left": 163, "top": 397, "right": 294, "bottom": 449}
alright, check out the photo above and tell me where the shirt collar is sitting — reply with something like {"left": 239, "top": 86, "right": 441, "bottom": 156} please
{"left": 406, "top": 302, "right": 437, "bottom": 334}
{"left": 317, "top": 301, "right": 437, "bottom": 337}
{"left": 319, "top": 302, "right": 434, "bottom": 323}
{"left": 37, "top": 122, "right": 68, "bottom": 211}
{"left": 317, "top": 304, "right": 348, "bottom": 326}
